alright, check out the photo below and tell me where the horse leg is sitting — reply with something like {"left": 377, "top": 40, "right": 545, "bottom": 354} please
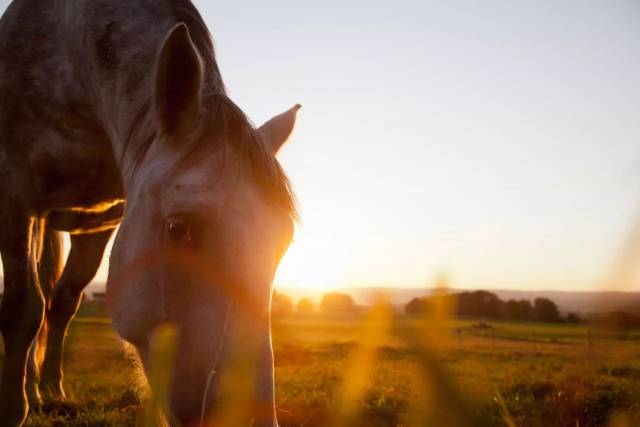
{"left": 39, "top": 229, "right": 113, "bottom": 400}
{"left": 25, "top": 226, "right": 63, "bottom": 407}
{"left": 0, "top": 214, "right": 46, "bottom": 426}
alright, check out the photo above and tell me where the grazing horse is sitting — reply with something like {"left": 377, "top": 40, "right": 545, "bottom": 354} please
{"left": 0, "top": 0, "right": 299, "bottom": 425}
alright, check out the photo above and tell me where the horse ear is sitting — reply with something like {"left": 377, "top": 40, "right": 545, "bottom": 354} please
{"left": 258, "top": 104, "right": 302, "bottom": 154}
{"left": 154, "top": 23, "right": 203, "bottom": 135}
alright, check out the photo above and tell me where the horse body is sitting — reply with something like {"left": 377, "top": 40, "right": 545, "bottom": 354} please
{"left": 1, "top": 0, "right": 119, "bottom": 211}
{"left": 0, "top": 1, "right": 299, "bottom": 425}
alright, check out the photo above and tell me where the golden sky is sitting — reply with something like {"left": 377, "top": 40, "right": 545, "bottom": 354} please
{"left": 2, "top": 0, "right": 640, "bottom": 292}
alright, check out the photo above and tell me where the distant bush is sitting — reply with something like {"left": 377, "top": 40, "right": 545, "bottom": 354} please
{"left": 456, "top": 290, "right": 502, "bottom": 318}
{"left": 404, "top": 297, "right": 437, "bottom": 315}
{"left": 533, "top": 297, "right": 560, "bottom": 322}
{"left": 296, "top": 297, "right": 315, "bottom": 313}
{"left": 599, "top": 311, "right": 640, "bottom": 331}
{"left": 566, "top": 312, "right": 582, "bottom": 323}
{"left": 471, "top": 321, "right": 493, "bottom": 329}
{"left": 76, "top": 293, "right": 107, "bottom": 317}
{"left": 503, "top": 299, "right": 532, "bottom": 320}
{"left": 320, "top": 292, "right": 356, "bottom": 314}
{"left": 405, "top": 297, "right": 424, "bottom": 314}
{"left": 272, "top": 291, "right": 294, "bottom": 316}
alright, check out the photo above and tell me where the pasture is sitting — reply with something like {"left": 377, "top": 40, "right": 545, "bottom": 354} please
{"left": 16, "top": 310, "right": 640, "bottom": 427}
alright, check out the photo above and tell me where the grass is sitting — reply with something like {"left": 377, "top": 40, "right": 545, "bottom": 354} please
{"left": 14, "top": 313, "right": 640, "bottom": 426}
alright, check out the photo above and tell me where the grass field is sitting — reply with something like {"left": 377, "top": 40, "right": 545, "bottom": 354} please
{"left": 16, "top": 311, "right": 640, "bottom": 427}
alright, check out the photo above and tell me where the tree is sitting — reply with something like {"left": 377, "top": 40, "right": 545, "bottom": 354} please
{"left": 566, "top": 312, "right": 581, "bottom": 323}
{"left": 516, "top": 300, "right": 533, "bottom": 320}
{"left": 405, "top": 297, "right": 425, "bottom": 315}
{"left": 601, "top": 311, "right": 640, "bottom": 331}
{"left": 320, "top": 292, "right": 356, "bottom": 313}
{"left": 503, "top": 299, "right": 519, "bottom": 320}
{"left": 297, "top": 297, "right": 315, "bottom": 313}
{"left": 271, "top": 291, "right": 293, "bottom": 317}
{"left": 533, "top": 297, "right": 560, "bottom": 322}
{"left": 503, "top": 299, "right": 532, "bottom": 321}
{"left": 456, "top": 290, "right": 502, "bottom": 318}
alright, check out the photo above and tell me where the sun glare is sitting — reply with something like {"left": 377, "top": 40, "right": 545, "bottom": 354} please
{"left": 274, "top": 231, "right": 351, "bottom": 291}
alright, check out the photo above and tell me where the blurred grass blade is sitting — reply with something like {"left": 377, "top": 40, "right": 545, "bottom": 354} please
{"left": 207, "top": 307, "right": 259, "bottom": 427}
{"left": 332, "top": 299, "right": 393, "bottom": 427}
{"left": 494, "top": 388, "right": 516, "bottom": 427}
{"left": 405, "top": 278, "right": 491, "bottom": 427}
{"left": 144, "top": 323, "right": 178, "bottom": 427}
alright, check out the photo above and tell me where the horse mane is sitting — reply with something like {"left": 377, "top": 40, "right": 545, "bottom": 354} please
{"left": 127, "top": 1, "right": 297, "bottom": 220}
{"left": 177, "top": 94, "right": 299, "bottom": 222}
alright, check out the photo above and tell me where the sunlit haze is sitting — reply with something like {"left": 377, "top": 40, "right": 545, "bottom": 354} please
{"left": 1, "top": 0, "right": 640, "bottom": 292}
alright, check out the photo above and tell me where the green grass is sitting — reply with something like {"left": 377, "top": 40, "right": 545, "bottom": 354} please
{"left": 14, "top": 314, "right": 640, "bottom": 426}
{"left": 25, "top": 318, "right": 142, "bottom": 426}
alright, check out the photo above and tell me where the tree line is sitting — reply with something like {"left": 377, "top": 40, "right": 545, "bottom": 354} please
{"left": 272, "top": 291, "right": 357, "bottom": 316}
{"left": 42, "top": 290, "right": 640, "bottom": 329}
{"left": 405, "top": 290, "right": 577, "bottom": 323}
{"left": 272, "top": 290, "right": 579, "bottom": 323}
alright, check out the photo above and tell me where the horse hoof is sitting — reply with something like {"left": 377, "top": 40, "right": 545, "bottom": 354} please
{"left": 25, "top": 387, "right": 43, "bottom": 411}
{"left": 40, "top": 387, "right": 67, "bottom": 404}
{"left": 40, "top": 400, "right": 78, "bottom": 418}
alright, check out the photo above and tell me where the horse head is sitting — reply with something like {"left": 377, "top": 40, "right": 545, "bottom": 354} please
{"left": 106, "top": 24, "right": 299, "bottom": 426}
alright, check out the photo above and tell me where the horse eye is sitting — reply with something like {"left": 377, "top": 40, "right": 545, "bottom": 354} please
{"left": 167, "top": 218, "right": 191, "bottom": 244}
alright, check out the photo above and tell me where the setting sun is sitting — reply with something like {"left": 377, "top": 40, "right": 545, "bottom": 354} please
{"left": 274, "top": 228, "right": 352, "bottom": 291}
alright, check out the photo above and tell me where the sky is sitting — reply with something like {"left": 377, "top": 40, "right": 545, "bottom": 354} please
{"left": 1, "top": 0, "right": 640, "bottom": 292}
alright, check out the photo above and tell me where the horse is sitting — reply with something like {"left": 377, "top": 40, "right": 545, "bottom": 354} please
{"left": 0, "top": 1, "right": 300, "bottom": 425}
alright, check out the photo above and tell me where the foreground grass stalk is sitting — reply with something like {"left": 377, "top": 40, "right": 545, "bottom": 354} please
{"left": 144, "top": 323, "right": 178, "bottom": 427}
{"left": 332, "top": 300, "right": 393, "bottom": 427}
{"left": 493, "top": 389, "right": 516, "bottom": 427}
{"left": 405, "top": 282, "right": 490, "bottom": 427}
{"left": 206, "top": 307, "right": 261, "bottom": 427}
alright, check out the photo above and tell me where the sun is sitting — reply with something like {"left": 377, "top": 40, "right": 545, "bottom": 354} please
{"left": 274, "top": 232, "right": 350, "bottom": 291}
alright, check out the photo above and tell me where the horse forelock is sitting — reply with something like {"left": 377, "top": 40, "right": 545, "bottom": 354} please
{"left": 170, "top": 94, "right": 299, "bottom": 222}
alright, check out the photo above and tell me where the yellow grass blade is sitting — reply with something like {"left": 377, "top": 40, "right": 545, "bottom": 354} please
{"left": 143, "top": 323, "right": 178, "bottom": 427}
{"left": 331, "top": 299, "right": 393, "bottom": 427}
